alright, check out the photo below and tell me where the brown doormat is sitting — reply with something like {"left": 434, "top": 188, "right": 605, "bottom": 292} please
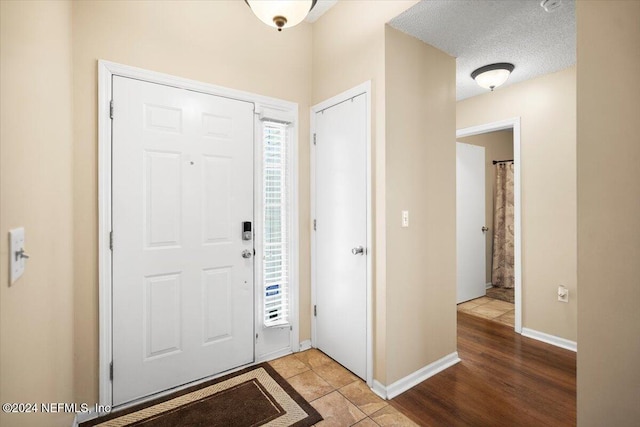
{"left": 486, "top": 286, "right": 515, "bottom": 304}
{"left": 80, "top": 363, "right": 322, "bottom": 427}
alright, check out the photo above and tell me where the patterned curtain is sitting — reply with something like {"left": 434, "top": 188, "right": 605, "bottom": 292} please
{"left": 492, "top": 162, "right": 515, "bottom": 288}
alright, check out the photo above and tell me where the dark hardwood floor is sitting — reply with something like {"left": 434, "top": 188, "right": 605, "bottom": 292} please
{"left": 392, "top": 311, "right": 576, "bottom": 426}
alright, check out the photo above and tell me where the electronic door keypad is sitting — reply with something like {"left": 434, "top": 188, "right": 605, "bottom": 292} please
{"left": 242, "top": 221, "right": 252, "bottom": 241}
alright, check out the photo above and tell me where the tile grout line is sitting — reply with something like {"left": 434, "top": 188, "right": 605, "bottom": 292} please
{"left": 299, "top": 352, "right": 378, "bottom": 426}
{"left": 276, "top": 349, "right": 417, "bottom": 426}
{"left": 457, "top": 295, "right": 515, "bottom": 327}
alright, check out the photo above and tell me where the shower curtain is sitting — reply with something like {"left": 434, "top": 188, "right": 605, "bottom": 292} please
{"left": 492, "top": 162, "right": 515, "bottom": 288}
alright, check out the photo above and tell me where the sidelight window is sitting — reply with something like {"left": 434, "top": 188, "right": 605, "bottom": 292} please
{"left": 262, "top": 121, "right": 289, "bottom": 327}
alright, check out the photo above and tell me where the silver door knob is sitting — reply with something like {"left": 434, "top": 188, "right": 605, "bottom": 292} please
{"left": 481, "top": 226, "right": 489, "bottom": 232}
{"left": 352, "top": 246, "right": 364, "bottom": 255}
{"left": 242, "top": 250, "right": 252, "bottom": 259}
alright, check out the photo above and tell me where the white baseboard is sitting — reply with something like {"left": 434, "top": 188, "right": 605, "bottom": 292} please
{"left": 486, "top": 282, "right": 493, "bottom": 289}
{"left": 257, "top": 348, "right": 293, "bottom": 363}
{"left": 371, "top": 352, "right": 460, "bottom": 400}
{"left": 371, "top": 380, "right": 387, "bottom": 400}
{"left": 299, "top": 340, "right": 312, "bottom": 351}
{"left": 521, "top": 328, "right": 577, "bottom": 352}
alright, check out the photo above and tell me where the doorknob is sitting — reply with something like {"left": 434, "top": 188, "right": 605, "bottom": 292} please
{"left": 352, "top": 246, "right": 365, "bottom": 255}
{"left": 481, "top": 226, "right": 489, "bottom": 232}
{"left": 241, "top": 249, "right": 252, "bottom": 259}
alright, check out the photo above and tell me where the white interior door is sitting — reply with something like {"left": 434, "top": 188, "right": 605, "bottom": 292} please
{"left": 112, "top": 76, "right": 255, "bottom": 405}
{"left": 456, "top": 142, "right": 487, "bottom": 303}
{"left": 314, "top": 94, "right": 367, "bottom": 379}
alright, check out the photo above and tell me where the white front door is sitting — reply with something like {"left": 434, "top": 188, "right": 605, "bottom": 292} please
{"left": 111, "top": 76, "right": 255, "bottom": 405}
{"left": 314, "top": 94, "right": 367, "bottom": 379}
{"left": 456, "top": 142, "right": 487, "bottom": 303}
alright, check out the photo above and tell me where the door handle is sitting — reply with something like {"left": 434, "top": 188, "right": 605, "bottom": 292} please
{"left": 482, "top": 226, "right": 489, "bottom": 232}
{"left": 242, "top": 249, "right": 252, "bottom": 259}
{"left": 352, "top": 246, "right": 365, "bottom": 255}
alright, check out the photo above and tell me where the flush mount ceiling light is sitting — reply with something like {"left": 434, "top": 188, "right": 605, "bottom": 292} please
{"left": 245, "top": 0, "right": 317, "bottom": 32}
{"left": 540, "top": 0, "right": 563, "bottom": 13}
{"left": 471, "top": 63, "right": 515, "bottom": 91}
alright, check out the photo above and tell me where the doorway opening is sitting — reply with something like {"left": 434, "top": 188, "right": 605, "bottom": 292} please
{"left": 456, "top": 118, "right": 522, "bottom": 333}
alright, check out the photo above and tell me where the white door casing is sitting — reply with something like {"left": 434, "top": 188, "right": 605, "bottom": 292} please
{"left": 111, "top": 76, "right": 254, "bottom": 405}
{"left": 313, "top": 93, "right": 368, "bottom": 380}
{"left": 456, "top": 142, "right": 487, "bottom": 304}
{"left": 456, "top": 118, "right": 522, "bottom": 333}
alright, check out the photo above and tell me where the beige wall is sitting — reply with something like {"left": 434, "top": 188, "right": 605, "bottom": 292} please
{"left": 312, "top": 0, "right": 419, "bottom": 384}
{"left": 13, "top": 3, "right": 638, "bottom": 422}
{"left": 577, "top": 1, "right": 640, "bottom": 425}
{"left": 71, "top": 0, "right": 313, "bottom": 403}
{"left": 312, "top": 1, "right": 418, "bottom": 103}
{"left": 0, "top": 2, "right": 75, "bottom": 426}
{"left": 457, "top": 67, "right": 577, "bottom": 342}
{"left": 384, "top": 27, "right": 457, "bottom": 384}
{"left": 458, "top": 130, "right": 514, "bottom": 284}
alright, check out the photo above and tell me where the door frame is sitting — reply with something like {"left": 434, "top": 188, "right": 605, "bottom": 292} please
{"left": 456, "top": 117, "right": 522, "bottom": 333}
{"left": 309, "top": 81, "right": 373, "bottom": 386}
{"left": 98, "top": 60, "right": 299, "bottom": 407}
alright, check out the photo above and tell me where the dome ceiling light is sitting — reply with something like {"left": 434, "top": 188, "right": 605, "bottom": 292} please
{"left": 471, "top": 63, "right": 515, "bottom": 91}
{"left": 540, "top": 0, "right": 563, "bottom": 13}
{"left": 245, "top": 0, "right": 318, "bottom": 32}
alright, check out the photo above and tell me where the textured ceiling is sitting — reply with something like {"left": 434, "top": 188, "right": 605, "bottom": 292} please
{"left": 389, "top": 0, "right": 576, "bottom": 100}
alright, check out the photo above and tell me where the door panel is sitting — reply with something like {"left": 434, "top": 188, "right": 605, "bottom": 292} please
{"left": 456, "top": 142, "right": 487, "bottom": 303}
{"left": 144, "top": 151, "right": 182, "bottom": 247}
{"left": 314, "top": 94, "right": 367, "bottom": 379}
{"left": 112, "top": 76, "right": 254, "bottom": 405}
{"left": 202, "top": 156, "right": 232, "bottom": 243}
{"left": 144, "top": 273, "right": 181, "bottom": 359}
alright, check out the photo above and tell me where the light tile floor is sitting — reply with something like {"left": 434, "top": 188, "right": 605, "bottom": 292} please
{"left": 269, "top": 349, "right": 418, "bottom": 427}
{"left": 457, "top": 296, "right": 515, "bottom": 327}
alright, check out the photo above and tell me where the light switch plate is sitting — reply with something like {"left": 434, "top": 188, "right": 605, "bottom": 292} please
{"left": 557, "top": 285, "right": 568, "bottom": 303}
{"left": 9, "top": 227, "right": 25, "bottom": 285}
{"left": 401, "top": 210, "right": 409, "bottom": 228}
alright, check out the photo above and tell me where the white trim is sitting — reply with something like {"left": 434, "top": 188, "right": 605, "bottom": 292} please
{"left": 289, "top": 115, "right": 300, "bottom": 352}
{"left": 299, "top": 340, "right": 312, "bottom": 351}
{"left": 372, "top": 352, "right": 461, "bottom": 400}
{"left": 486, "top": 282, "right": 493, "bottom": 289}
{"left": 457, "top": 118, "right": 523, "bottom": 334}
{"left": 98, "top": 60, "right": 299, "bottom": 408}
{"left": 255, "top": 348, "right": 294, "bottom": 364}
{"left": 310, "top": 81, "right": 373, "bottom": 387}
{"left": 522, "top": 328, "right": 577, "bottom": 352}
{"left": 97, "top": 61, "right": 113, "bottom": 408}
{"left": 371, "top": 380, "right": 387, "bottom": 400}
{"left": 257, "top": 106, "right": 295, "bottom": 124}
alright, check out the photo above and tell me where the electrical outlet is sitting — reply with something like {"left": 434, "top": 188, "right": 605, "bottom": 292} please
{"left": 401, "top": 210, "right": 409, "bottom": 228}
{"left": 557, "top": 285, "right": 568, "bottom": 303}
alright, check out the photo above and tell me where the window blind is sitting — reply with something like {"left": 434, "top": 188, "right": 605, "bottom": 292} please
{"left": 263, "top": 121, "right": 289, "bottom": 327}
